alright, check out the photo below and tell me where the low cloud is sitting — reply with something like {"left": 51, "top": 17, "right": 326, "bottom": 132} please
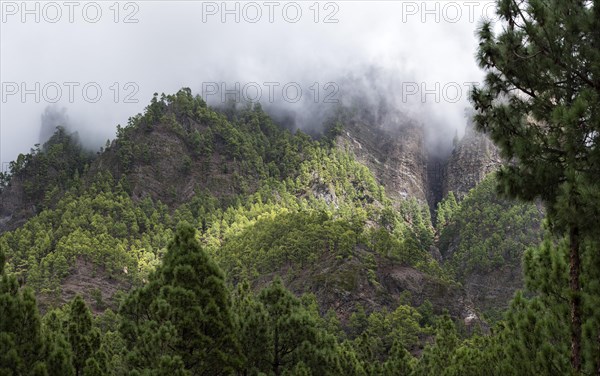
{"left": 1, "top": 1, "right": 488, "bottom": 163}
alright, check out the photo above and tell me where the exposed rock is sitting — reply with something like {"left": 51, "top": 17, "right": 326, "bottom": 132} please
{"left": 336, "top": 115, "right": 429, "bottom": 203}
{"left": 463, "top": 264, "right": 524, "bottom": 316}
{"left": 257, "top": 248, "right": 480, "bottom": 327}
{"left": 0, "top": 178, "right": 36, "bottom": 233}
{"left": 309, "top": 181, "right": 339, "bottom": 208}
{"left": 379, "top": 264, "right": 486, "bottom": 330}
{"left": 38, "top": 257, "right": 131, "bottom": 314}
{"left": 426, "top": 156, "right": 446, "bottom": 212}
{"left": 429, "top": 245, "right": 442, "bottom": 262}
{"left": 443, "top": 123, "right": 501, "bottom": 200}
{"left": 333, "top": 110, "right": 500, "bottom": 212}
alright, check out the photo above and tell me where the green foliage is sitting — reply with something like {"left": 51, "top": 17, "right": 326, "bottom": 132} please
{"left": 435, "top": 191, "right": 458, "bottom": 232}
{"left": 471, "top": 0, "right": 600, "bottom": 371}
{"left": 119, "top": 223, "right": 242, "bottom": 375}
{"left": 0, "top": 171, "right": 11, "bottom": 193}
{"left": 382, "top": 341, "right": 416, "bottom": 376}
{"left": 439, "top": 175, "right": 543, "bottom": 278}
{"left": 0, "top": 251, "right": 75, "bottom": 375}
{"left": 492, "top": 234, "right": 600, "bottom": 375}
{"left": 322, "top": 120, "right": 344, "bottom": 147}
{"left": 253, "top": 277, "right": 341, "bottom": 375}
{"left": 3, "top": 127, "right": 94, "bottom": 206}
{"left": 0, "top": 172, "right": 171, "bottom": 297}
{"left": 3, "top": 85, "right": 579, "bottom": 374}
{"left": 412, "top": 315, "right": 460, "bottom": 376}
{"left": 66, "top": 296, "right": 104, "bottom": 376}
{"left": 0, "top": 218, "right": 520, "bottom": 375}
{"left": 2, "top": 89, "right": 441, "bottom": 307}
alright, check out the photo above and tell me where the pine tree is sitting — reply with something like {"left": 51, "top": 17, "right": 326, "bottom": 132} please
{"left": 444, "top": 334, "right": 504, "bottom": 376}
{"left": 65, "top": 296, "right": 102, "bottom": 376}
{"left": 336, "top": 341, "right": 367, "bottom": 376}
{"left": 0, "top": 282, "right": 45, "bottom": 374}
{"left": 412, "top": 315, "right": 459, "bottom": 376}
{"left": 0, "top": 250, "right": 74, "bottom": 375}
{"left": 41, "top": 309, "right": 77, "bottom": 376}
{"left": 257, "top": 277, "right": 340, "bottom": 375}
{"left": 497, "top": 232, "right": 600, "bottom": 375}
{"left": 382, "top": 340, "right": 415, "bottom": 376}
{"left": 232, "top": 280, "right": 270, "bottom": 374}
{"left": 119, "top": 222, "right": 242, "bottom": 375}
{"left": 436, "top": 203, "right": 446, "bottom": 231}
{"left": 471, "top": 0, "right": 600, "bottom": 372}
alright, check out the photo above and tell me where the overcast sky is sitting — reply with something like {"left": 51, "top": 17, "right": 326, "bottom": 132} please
{"left": 0, "top": 0, "right": 497, "bottom": 168}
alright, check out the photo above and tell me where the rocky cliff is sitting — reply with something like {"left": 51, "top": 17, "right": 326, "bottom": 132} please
{"left": 334, "top": 111, "right": 537, "bottom": 320}
{"left": 335, "top": 112, "right": 429, "bottom": 204}
{"left": 334, "top": 109, "right": 502, "bottom": 211}
{"left": 443, "top": 123, "right": 501, "bottom": 200}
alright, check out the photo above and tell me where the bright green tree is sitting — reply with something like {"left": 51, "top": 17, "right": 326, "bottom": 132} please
{"left": 382, "top": 340, "right": 416, "bottom": 376}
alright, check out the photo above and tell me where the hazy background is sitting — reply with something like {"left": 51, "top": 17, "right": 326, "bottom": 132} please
{"left": 0, "top": 0, "right": 496, "bottom": 168}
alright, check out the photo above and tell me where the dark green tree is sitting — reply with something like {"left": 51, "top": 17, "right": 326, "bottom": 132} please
{"left": 257, "top": 278, "right": 340, "bottom": 376}
{"left": 65, "top": 296, "right": 103, "bottom": 376}
{"left": 0, "top": 282, "right": 46, "bottom": 374}
{"left": 471, "top": 0, "right": 600, "bottom": 372}
{"left": 41, "top": 309, "right": 77, "bottom": 376}
{"left": 0, "top": 251, "right": 74, "bottom": 375}
{"left": 119, "top": 222, "right": 241, "bottom": 375}
{"left": 232, "top": 280, "right": 270, "bottom": 374}
{"left": 412, "top": 315, "right": 459, "bottom": 376}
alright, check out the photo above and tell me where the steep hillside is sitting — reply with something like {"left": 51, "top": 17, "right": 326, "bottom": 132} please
{"left": 0, "top": 127, "right": 94, "bottom": 233}
{"left": 1, "top": 89, "right": 484, "bottom": 326}
{"left": 89, "top": 89, "right": 306, "bottom": 208}
{"left": 0, "top": 88, "right": 559, "bottom": 376}
{"left": 437, "top": 175, "right": 544, "bottom": 319}
{"left": 333, "top": 107, "right": 429, "bottom": 204}
{"left": 0, "top": 88, "right": 547, "bottom": 330}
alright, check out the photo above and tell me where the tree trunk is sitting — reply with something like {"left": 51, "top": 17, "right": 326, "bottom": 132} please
{"left": 570, "top": 225, "right": 582, "bottom": 374}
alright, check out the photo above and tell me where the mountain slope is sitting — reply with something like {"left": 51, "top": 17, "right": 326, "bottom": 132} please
{"left": 0, "top": 88, "right": 547, "bottom": 332}
{"left": 1, "top": 89, "right": 480, "bottom": 324}
{"left": 437, "top": 175, "right": 544, "bottom": 318}
{"left": 0, "top": 127, "right": 94, "bottom": 233}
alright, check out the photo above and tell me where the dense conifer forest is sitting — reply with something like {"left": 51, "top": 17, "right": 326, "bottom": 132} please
{"left": 1, "top": 0, "right": 600, "bottom": 374}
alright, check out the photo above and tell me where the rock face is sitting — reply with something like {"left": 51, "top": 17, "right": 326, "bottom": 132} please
{"left": 426, "top": 155, "right": 447, "bottom": 214}
{"left": 0, "top": 178, "right": 36, "bottom": 233}
{"left": 271, "top": 248, "right": 484, "bottom": 330}
{"left": 443, "top": 124, "right": 501, "bottom": 200}
{"left": 38, "top": 257, "right": 130, "bottom": 314}
{"left": 335, "top": 114, "right": 429, "bottom": 203}
{"left": 336, "top": 113, "right": 525, "bottom": 321}
{"left": 463, "top": 264, "right": 524, "bottom": 317}
{"left": 335, "top": 112, "right": 501, "bottom": 210}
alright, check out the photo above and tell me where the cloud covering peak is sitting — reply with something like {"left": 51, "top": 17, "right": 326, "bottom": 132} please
{"left": 1, "top": 1, "right": 492, "bottom": 165}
